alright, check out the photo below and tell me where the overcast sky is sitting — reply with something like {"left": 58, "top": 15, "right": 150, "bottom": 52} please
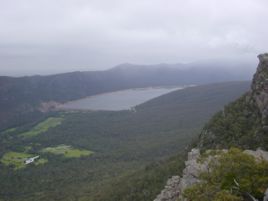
{"left": 0, "top": 0, "right": 267, "bottom": 76}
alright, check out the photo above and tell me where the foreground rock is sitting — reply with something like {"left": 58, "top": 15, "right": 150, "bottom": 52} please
{"left": 154, "top": 148, "right": 268, "bottom": 201}
{"left": 153, "top": 176, "right": 180, "bottom": 201}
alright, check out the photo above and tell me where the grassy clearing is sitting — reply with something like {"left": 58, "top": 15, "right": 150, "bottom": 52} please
{"left": 0, "top": 152, "right": 34, "bottom": 169}
{"left": 41, "top": 145, "right": 93, "bottom": 158}
{"left": 20, "top": 117, "right": 63, "bottom": 138}
{"left": 1, "top": 152, "right": 48, "bottom": 169}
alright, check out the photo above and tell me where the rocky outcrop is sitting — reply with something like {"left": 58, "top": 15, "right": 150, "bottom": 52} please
{"left": 251, "top": 53, "right": 268, "bottom": 128}
{"left": 154, "top": 148, "right": 268, "bottom": 201}
{"left": 177, "top": 149, "right": 217, "bottom": 201}
{"left": 177, "top": 149, "right": 204, "bottom": 196}
{"left": 153, "top": 176, "right": 180, "bottom": 201}
{"left": 153, "top": 149, "right": 206, "bottom": 201}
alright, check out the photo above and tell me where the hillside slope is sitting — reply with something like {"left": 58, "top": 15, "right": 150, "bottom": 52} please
{"left": 0, "top": 82, "right": 249, "bottom": 201}
{"left": 198, "top": 54, "right": 268, "bottom": 150}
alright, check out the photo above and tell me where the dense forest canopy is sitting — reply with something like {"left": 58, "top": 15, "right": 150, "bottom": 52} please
{"left": 0, "top": 82, "right": 249, "bottom": 201}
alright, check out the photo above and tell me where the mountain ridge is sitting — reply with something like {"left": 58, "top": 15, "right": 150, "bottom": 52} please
{"left": 0, "top": 60, "right": 254, "bottom": 130}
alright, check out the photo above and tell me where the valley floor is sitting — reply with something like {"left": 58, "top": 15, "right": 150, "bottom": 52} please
{"left": 0, "top": 82, "right": 249, "bottom": 201}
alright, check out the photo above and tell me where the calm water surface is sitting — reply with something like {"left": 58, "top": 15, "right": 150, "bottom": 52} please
{"left": 60, "top": 86, "right": 185, "bottom": 111}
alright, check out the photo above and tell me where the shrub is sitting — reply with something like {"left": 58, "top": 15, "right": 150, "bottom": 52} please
{"left": 183, "top": 148, "right": 268, "bottom": 201}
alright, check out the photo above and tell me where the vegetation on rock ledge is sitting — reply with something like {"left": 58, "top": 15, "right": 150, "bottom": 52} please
{"left": 183, "top": 148, "right": 268, "bottom": 201}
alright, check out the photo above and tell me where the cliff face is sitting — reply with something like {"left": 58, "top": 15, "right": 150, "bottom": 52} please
{"left": 251, "top": 53, "right": 268, "bottom": 129}
{"left": 198, "top": 53, "right": 268, "bottom": 150}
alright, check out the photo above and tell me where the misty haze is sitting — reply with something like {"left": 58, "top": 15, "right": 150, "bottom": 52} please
{"left": 0, "top": 1, "right": 268, "bottom": 201}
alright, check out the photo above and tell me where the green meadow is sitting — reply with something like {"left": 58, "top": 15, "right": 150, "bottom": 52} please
{"left": 20, "top": 117, "right": 63, "bottom": 137}
{"left": 0, "top": 152, "right": 34, "bottom": 169}
{"left": 41, "top": 144, "right": 93, "bottom": 158}
{"left": 1, "top": 151, "right": 48, "bottom": 169}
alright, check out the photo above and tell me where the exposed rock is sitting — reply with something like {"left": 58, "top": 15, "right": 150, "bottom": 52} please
{"left": 178, "top": 149, "right": 204, "bottom": 196}
{"left": 154, "top": 148, "right": 268, "bottom": 201}
{"left": 153, "top": 176, "right": 180, "bottom": 201}
{"left": 251, "top": 53, "right": 268, "bottom": 125}
{"left": 153, "top": 149, "right": 209, "bottom": 201}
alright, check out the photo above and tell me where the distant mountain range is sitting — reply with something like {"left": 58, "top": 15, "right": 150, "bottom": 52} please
{"left": 0, "top": 60, "right": 254, "bottom": 129}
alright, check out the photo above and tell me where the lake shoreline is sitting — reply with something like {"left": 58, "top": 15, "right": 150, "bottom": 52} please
{"left": 58, "top": 85, "right": 190, "bottom": 111}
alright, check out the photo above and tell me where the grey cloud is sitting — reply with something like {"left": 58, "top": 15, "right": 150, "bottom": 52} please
{"left": 0, "top": 0, "right": 267, "bottom": 76}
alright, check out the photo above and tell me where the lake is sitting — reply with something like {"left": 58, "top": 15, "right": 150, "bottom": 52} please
{"left": 59, "top": 86, "right": 185, "bottom": 111}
